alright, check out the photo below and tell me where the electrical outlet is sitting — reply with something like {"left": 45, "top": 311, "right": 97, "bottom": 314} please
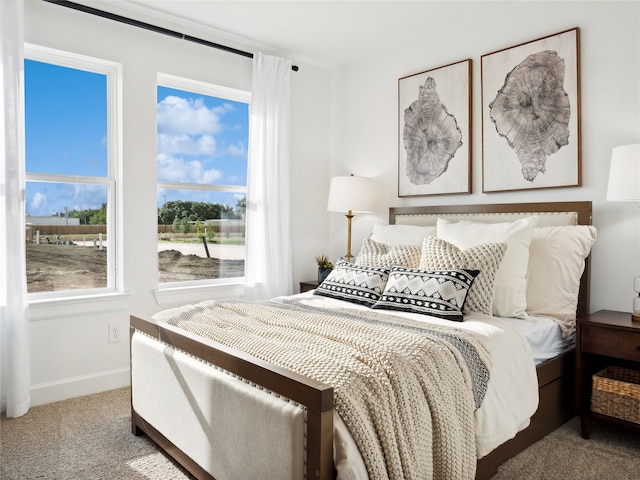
{"left": 108, "top": 324, "right": 122, "bottom": 344}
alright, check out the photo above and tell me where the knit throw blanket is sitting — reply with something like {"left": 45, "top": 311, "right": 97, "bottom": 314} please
{"left": 153, "top": 298, "right": 491, "bottom": 480}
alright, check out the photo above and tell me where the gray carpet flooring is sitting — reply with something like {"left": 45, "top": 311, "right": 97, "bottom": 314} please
{"left": 1, "top": 387, "right": 639, "bottom": 479}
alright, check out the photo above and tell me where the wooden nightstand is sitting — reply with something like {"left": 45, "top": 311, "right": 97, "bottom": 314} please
{"left": 299, "top": 280, "right": 319, "bottom": 293}
{"left": 575, "top": 310, "right": 640, "bottom": 438}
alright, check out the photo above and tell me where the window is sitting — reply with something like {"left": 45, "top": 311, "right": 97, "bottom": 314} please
{"left": 157, "top": 74, "right": 249, "bottom": 285}
{"left": 24, "top": 45, "right": 121, "bottom": 297}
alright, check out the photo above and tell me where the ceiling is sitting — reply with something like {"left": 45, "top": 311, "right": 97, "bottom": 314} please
{"left": 68, "top": 1, "right": 503, "bottom": 70}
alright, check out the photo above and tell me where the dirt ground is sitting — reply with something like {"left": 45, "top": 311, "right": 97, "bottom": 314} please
{"left": 26, "top": 243, "right": 245, "bottom": 293}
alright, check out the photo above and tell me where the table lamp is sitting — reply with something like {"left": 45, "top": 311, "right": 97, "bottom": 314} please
{"left": 606, "top": 144, "right": 640, "bottom": 321}
{"left": 327, "top": 174, "right": 376, "bottom": 262}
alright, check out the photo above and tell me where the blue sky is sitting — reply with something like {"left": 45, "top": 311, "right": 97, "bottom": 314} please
{"left": 156, "top": 86, "right": 248, "bottom": 210}
{"left": 25, "top": 60, "right": 248, "bottom": 217}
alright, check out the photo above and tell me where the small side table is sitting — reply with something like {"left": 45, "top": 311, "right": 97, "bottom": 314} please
{"left": 299, "top": 280, "right": 319, "bottom": 293}
{"left": 575, "top": 310, "right": 640, "bottom": 438}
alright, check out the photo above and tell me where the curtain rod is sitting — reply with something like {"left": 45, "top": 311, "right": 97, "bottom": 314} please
{"left": 42, "top": 0, "right": 299, "bottom": 71}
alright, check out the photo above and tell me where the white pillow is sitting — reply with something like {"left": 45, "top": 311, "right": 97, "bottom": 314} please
{"left": 371, "top": 223, "right": 436, "bottom": 247}
{"left": 526, "top": 225, "right": 597, "bottom": 337}
{"left": 436, "top": 216, "right": 538, "bottom": 318}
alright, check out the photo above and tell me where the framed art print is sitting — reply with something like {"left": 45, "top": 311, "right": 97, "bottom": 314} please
{"left": 481, "top": 27, "right": 581, "bottom": 192}
{"left": 398, "top": 59, "right": 471, "bottom": 197}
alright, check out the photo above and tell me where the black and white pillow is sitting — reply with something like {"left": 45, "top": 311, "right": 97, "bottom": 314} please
{"left": 372, "top": 266, "right": 479, "bottom": 321}
{"left": 313, "top": 261, "right": 389, "bottom": 307}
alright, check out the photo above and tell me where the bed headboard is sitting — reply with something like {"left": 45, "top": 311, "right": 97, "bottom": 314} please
{"left": 388, "top": 201, "right": 593, "bottom": 318}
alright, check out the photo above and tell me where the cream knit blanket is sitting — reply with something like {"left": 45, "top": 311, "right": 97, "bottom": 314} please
{"left": 154, "top": 298, "right": 491, "bottom": 480}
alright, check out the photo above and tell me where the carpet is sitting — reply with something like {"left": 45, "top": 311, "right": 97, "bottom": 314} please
{"left": 1, "top": 387, "right": 639, "bottom": 479}
{"left": 1, "top": 388, "right": 191, "bottom": 480}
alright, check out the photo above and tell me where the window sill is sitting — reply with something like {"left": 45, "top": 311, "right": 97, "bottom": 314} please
{"left": 154, "top": 280, "right": 245, "bottom": 306}
{"left": 29, "top": 291, "right": 132, "bottom": 321}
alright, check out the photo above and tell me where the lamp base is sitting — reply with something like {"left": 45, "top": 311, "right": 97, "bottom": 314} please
{"left": 633, "top": 312, "right": 640, "bottom": 323}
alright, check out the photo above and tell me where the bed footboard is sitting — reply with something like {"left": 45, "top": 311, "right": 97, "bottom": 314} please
{"left": 130, "top": 314, "right": 334, "bottom": 480}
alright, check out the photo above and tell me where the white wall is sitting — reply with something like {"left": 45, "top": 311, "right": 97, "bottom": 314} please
{"left": 19, "top": 0, "right": 640, "bottom": 406}
{"left": 329, "top": 1, "right": 640, "bottom": 315}
{"left": 23, "top": 0, "right": 330, "bottom": 405}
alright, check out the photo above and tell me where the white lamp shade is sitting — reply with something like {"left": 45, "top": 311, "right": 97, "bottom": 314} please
{"left": 606, "top": 144, "right": 640, "bottom": 202}
{"left": 327, "top": 175, "right": 377, "bottom": 213}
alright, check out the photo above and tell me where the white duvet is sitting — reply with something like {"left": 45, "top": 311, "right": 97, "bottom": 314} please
{"left": 294, "top": 292, "right": 539, "bottom": 479}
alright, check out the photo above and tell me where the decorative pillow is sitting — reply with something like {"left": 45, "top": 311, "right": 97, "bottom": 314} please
{"left": 354, "top": 238, "right": 422, "bottom": 269}
{"left": 419, "top": 236, "right": 507, "bottom": 316}
{"left": 313, "top": 261, "right": 389, "bottom": 307}
{"left": 436, "top": 216, "right": 538, "bottom": 319}
{"left": 371, "top": 223, "right": 436, "bottom": 247}
{"left": 372, "top": 266, "right": 479, "bottom": 321}
{"left": 526, "top": 225, "right": 597, "bottom": 337}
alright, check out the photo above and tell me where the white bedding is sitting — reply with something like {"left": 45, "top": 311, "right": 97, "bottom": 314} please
{"left": 135, "top": 291, "right": 540, "bottom": 479}
{"left": 505, "top": 314, "right": 575, "bottom": 365}
{"left": 293, "top": 291, "right": 539, "bottom": 479}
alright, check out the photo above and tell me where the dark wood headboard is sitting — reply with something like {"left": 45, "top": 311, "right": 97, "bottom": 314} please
{"left": 388, "top": 201, "right": 593, "bottom": 318}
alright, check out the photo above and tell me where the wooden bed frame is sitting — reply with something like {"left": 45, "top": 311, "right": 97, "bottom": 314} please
{"left": 130, "top": 201, "right": 592, "bottom": 480}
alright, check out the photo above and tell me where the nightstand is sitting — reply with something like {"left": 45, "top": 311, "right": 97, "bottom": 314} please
{"left": 299, "top": 280, "right": 319, "bottom": 293}
{"left": 575, "top": 310, "right": 640, "bottom": 438}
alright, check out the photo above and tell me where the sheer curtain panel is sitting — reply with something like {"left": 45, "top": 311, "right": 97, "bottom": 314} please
{"left": 0, "top": 0, "right": 31, "bottom": 418}
{"left": 244, "top": 53, "right": 293, "bottom": 300}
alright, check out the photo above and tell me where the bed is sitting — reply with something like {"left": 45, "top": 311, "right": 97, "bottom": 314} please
{"left": 130, "top": 201, "right": 595, "bottom": 480}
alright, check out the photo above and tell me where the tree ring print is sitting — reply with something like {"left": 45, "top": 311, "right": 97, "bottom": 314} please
{"left": 489, "top": 50, "right": 570, "bottom": 182}
{"left": 403, "top": 77, "right": 463, "bottom": 185}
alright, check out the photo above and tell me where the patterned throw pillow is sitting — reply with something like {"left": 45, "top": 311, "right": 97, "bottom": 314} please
{"left": 313, "top": 261, "right": 390, "bottom": 307}
{"left": 372, "top": 266, "right": 479, "bottom": 321}
{"left": 419, "top": 237, "right": 507, "bottom": 316}
{"left": 354, "top": 238, "right": 422, "bottom": 269}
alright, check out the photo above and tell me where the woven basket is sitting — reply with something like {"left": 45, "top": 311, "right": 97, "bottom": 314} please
{"left": 591, "top": 366, "right": 640, "bottom": 424}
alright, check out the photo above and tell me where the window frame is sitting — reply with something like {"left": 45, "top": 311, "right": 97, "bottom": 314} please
{"left": 24, "top": 44, "right": 123, "bottom": 302}
{"left": 156, "top": 73, "right": 250, "bottom": 289}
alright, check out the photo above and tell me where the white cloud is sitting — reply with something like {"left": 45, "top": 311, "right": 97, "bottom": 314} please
{"left": 156, "top": 95, "right": 238, "bottom": 183}
{"left": 201, "top": 168, "right": 223, "bottom": 183}
{"left": 157, "top": 133, "right": 216, "bottom": 156}
{"left": 157, "top": 153, "right": 222, "bottom": 184}
{"left": 29, "top": 192, "right": 47, "bottom": 212}
{"left": 157, "top": 96, "right": 231, "bottom": 135}
{"left": 27, "top": 184, "right": 108, "bottom": 216}
{"left": 227, "top": 142, "right": 246, "bottom": 157}
{"left": 70, "top": 184, "right": 107, "bottom": 210}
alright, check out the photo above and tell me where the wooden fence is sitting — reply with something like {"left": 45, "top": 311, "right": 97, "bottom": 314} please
{"left": 26, "top": 224, "right": 245, "bottom": 242}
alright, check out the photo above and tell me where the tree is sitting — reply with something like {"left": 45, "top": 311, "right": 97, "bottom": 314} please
{"left": 157, "top": 200, "right": 239, "bottom": 225}
{"left": 180, "top": 217, "right": 191, "bottom": 235}
{"left": 68, "top": 209, "right": 93, "bottom": 225}
{"left": 236, "top": 196, "right": 246, "bottom": 215}
{"left": 89, "top": 203, "right": 107, "bottom": 225}
{"left": 205, "top": 226, "right": 215, "bottom": 242}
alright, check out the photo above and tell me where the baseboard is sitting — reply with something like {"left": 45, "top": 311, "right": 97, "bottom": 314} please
{"left": 30, "top": 367, "right": 130, "bottom": 407}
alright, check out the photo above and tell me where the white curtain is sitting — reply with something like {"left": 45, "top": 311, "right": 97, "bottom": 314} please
{"left": 0, "top": 0, "right": 31, "bottom": 418}
{"left": 244, "top": 53, "right": 292, "bottom": 300}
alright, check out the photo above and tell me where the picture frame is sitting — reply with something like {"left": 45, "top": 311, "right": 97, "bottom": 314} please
{"left": 481, "top": 27, "right": 581, "bottom": 193}
{"left": 398, "top": 59, "right": 472, "bottom": 197}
